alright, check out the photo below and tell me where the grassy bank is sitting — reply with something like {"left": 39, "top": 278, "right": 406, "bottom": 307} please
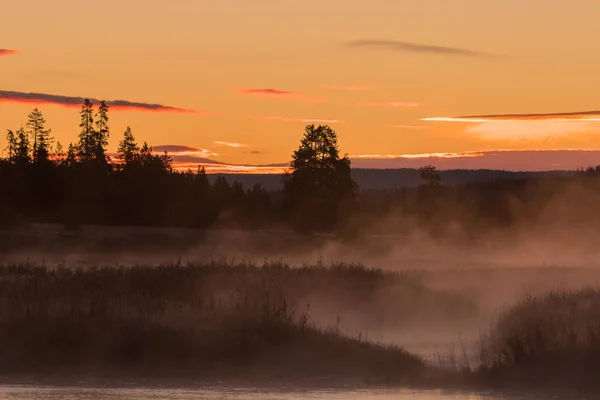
{"left": 0, "top": 261, "right": 453, "bottom": 383}
{"left": 476, "top": 287, "right": 600, "bottom": 388}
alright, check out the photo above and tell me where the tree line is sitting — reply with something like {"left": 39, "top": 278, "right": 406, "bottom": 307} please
{"left": 1, "top": 102, "right": 276, "bottom": 229}
{"left": 3, "top": 101, "right": 600, "bottom": 237}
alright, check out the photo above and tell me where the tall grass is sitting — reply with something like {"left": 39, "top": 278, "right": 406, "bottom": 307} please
{"left": 477, "top": 287, "right": 600, "bottom": 387}
{"left": 0, "top": 260, "right": 433, "bottom": 383}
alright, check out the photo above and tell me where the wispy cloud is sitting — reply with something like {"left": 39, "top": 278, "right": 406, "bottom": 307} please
{"left": 254, "top": 116, "right": 344, "bottom": 124}
{"left": 214, "top": 141, "right": 246, "bottom": 148}
{"left": 321, "top": 85, "right": 375, "bottom": 92}
{"left": 382, "top": 124, "right": 430, "bottom": 130}
{"left": 466, "top": 120, "right": 598, "bottom": 140}
{"left": 425, "top": 111, "right": 600, "bottom": 122}
{"left": 361, "top": 101, "right": 420, "bottom": 108}
{"left": 245, "top": 150, "right": 264, "bottom": 155}
{"left": 0, "top": 90, "right": 199, "bottom": 114}
{"left": 153, "top": 145, "right": 218, "bottom": 157}
{"left": 351, "top": 151, "right": 485, "bottom": 159}
{"left": 239, "top": 88, "right": 324, "bottom": 103}
{"left": 350, "top": 150, "right": 600, "bottom": 172}
{"left": 346, "top": 40, "right": 491, "bottom": 58}
{"left": 424, "top": 111, "right": 600, "bottom": 140}
{"left": 0, "top": 49, "right": 18, "bottom": 57}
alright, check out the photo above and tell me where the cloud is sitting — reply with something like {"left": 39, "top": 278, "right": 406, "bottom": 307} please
{"left": 350, "top": 150, "right": 600, "bottom": 171}
{"left": 346, "top": 40, "right": 490, "bottom": 57}
{"left": 465, "top": 120, "right": 598, "bottom": 140}
{"left": 423, "top": 111, "right": 600, "bottom": 140}
{"left": 245, "top": 150, "right": 264, "bottom": 155}
{"left": 153, "top": 145, "right": 218, "bottom": 157}
{"left": 0, "top": 49, "right": 18, "bottom": 57}
{"left": 321, "top": 85, "right": 375, "bottom": 92}
{"left": 361, "top": 101, "right": 419, "bottom": 108}
{"left": 213, "top": 141, "right": 246, "bottom": 148}
{"left": 239, "top": 88, "right": 324, "bottom": 103}
{"left": 382, "top": 124, "right": 430, "bottom": 130}
{"left": 254, "top": 116, "right": 344, "bottom": 124}
{"left": 0, "top": 90, "right": 199, "bottom": 114}
{"left": 425, "top": 111, "right": 600, "bottom": 122}
{"left": 351, "top": 151, "right": 484, "bottom": 160}
{"left": 174, "top": 163, "right": 289, "bottom": 174}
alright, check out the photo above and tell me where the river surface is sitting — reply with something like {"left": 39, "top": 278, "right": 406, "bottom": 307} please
{"left": 0, "top": 386, "right": 591, "bottom": 400}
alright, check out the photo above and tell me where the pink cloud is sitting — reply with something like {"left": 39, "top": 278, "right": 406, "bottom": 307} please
{"left": 0, "top": 49, "right": 18, "bottom": 57}
{"left": 239, "top": 88, "right": 324, "bottom": 103}
{"left": 350, "top": 149, "right": 600, "bottom": 171}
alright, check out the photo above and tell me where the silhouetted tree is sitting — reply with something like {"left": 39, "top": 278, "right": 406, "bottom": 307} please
{"left": 419, "top": 165, "right": 441, "bottom": 187}
{"left": 284, "top": 124, "right": 357, "bottom": 231}
{"left": 117, "top": 126, "right": 139, "bottom": 166}
{"left": 5, "top": 128, "right": 30, "bottom": 165}
{"left": 26, "top": 108, "right": 52, "bottom": 163}
{"left": 93, "top": 100, "right": 110, "bottom": 167}
{"left": 64, "top": 143, "right": 78, "bottom": 167}
{"left": 77, "top": 99, "right": 95, "bottom": 162}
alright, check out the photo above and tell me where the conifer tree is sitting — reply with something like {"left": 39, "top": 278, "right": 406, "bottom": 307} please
{"left": 93, "top": 100, "right": 110, "bottom": 165}
{"left": 26, "top": 108, "right": 52, "bottom": 163}
{"left": 65, "top": 143, "right": 78, "bottom": 167}
{"left": 5, "top": 129, "right": 17, "bottom": 162}
{"left": 117, "top": 126, "right": 139, "bottom": 166}
{"left": 5, "top": 128, "right": 32, "bottom": 165}
{"left": 77, "top": 99, "right": 95, "bottom": 162}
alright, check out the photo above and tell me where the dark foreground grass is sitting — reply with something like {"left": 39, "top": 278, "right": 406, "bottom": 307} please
{"left": 475, "top": 287, "right": 600, "bottom": 389}
{"left": 0, "top": 261, "right": 442, "bottom": 384}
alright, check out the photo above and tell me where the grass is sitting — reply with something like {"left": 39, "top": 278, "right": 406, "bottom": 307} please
{"left": 476, "top": 287, "right": 600, "bottom": 388}
{"left": 0, "top": 260, "right": 447, "bottom": 384}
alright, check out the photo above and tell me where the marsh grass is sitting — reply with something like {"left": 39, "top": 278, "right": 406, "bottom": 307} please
{"left": 477, "top": 287, "right": 600, "bottom": 387}
{"left": 0, "top": 260, "right": 435, "bottom": 382}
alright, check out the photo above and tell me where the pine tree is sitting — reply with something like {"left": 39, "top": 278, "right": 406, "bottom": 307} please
{"left": 93, "top": 100, "right": 110, "bottom": 165}
{"left": 5, "top": 129, "right": 17, "bottom": 162}
{"left": 54, "top": 141, "right": 66, "bottom": 165}
{"left": 26, "top": 108, "right": 52, "bottom": 163}
{"left": 117, "top": 126, "right": 139, "bottom": 166}
{"left": 77, "top": 99, "right": 95, "bottom": 162}
{"left": 65, "top": 143, "right": 78, "bottom": 167}
{"left": 14, "top": 128, "right": 31, "bottom": 164}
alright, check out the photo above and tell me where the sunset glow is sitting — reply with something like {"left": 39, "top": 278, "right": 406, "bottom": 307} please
{"left": 2, "top": 0, "right": 600, "bottom": 171}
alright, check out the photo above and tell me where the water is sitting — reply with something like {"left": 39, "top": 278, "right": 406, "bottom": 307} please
{"left": 0, "top": 386, "right": 589, "bottom": 400}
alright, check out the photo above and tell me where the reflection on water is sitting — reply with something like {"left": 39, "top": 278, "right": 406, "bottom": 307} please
{"left": 0, "top": 386, "right": 590, "bottom": 400}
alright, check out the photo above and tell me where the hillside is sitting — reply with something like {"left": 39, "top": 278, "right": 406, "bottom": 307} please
{"left": 208, "top": 169, "right": 575, "bottom": 191}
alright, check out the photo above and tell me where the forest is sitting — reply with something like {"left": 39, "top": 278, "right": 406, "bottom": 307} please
{"left": 2, "top": 102, "right": 600, "bottom": 237}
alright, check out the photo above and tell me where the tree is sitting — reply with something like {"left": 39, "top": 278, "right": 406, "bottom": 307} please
{"left": 64, "top": 143, "right": 78, "bottom": 167}
{"left": 284, "top": 124, "right": 357, "bottom": 231}
{"left": 77, "top": 99, "right": 95, "bottom": 162}
{"left": 93, "top": 100, "right": 110, "bottom": 165}
{"left": 5, "top": 129, "right": 17, "bottom": 162}
{"left": 5, "top": 128, "right": 30, "bottom": 164}
{"left": 54, "top": 141, "right": 66, "bottom": 165}
{"left": 419, "top": 164, "right": 441, "bottom": 187}
{"left": 117, "top": 126, "right": 139, "bottom": 166}
{"left": 26, "top": 108, "right": 52, "bottom": 163}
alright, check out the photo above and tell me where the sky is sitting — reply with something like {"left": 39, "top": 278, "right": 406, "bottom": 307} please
{"left": 1, "top": 0, "right": 600, "bottom": 172}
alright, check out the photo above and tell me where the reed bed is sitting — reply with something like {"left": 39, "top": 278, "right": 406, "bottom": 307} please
{"left": 477, "top": 287, "right": 600, "bottom": 387}
{"left": 0, "top": 260, "right": 439, "bottom": 382}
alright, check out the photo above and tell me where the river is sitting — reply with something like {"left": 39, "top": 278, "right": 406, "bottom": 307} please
{"left": 0, "top": 386, "right": 591, "bottom": 400}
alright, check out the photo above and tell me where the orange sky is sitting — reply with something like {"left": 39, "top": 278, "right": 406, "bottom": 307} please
{"left": 1, "top": 0, "right": 600, "bottom": 171}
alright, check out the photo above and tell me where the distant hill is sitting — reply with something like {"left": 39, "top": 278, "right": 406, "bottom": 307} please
{"left": 208, "top": 169, "right": 576, "bottom": 191}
